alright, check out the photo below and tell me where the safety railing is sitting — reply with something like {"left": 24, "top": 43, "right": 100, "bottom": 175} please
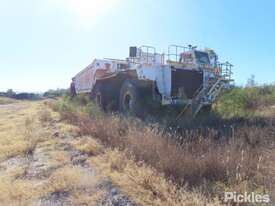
{"left": 167, "top": 45, "right": 189, "bottom": 62}
{"left": 139, "top": 45, "right": 156, "bottom": 64}
{"left": 217, "top": 62, "right": 233, "bottom": 81}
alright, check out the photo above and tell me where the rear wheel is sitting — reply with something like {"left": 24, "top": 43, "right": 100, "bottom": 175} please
{"left": 70, "top": 82, "right": 76, "bottom": 97}
{"left": 91, "top": 83, "right": 107, "bottom": 110}
{"left": 119, "top": 80, "right": 144, "bottom": 116}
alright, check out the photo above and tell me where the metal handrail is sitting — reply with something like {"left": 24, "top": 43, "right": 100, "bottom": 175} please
{"left": 217, "top": 61, "right": 233, "bottom": 80}
{"left": 168, "top": 45, "right": 189, "bottom": 62}
{"left": 139, "top": 46, "right": 156, "bottom": 64}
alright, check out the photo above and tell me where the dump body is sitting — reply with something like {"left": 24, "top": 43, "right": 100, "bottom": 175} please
{"left": 73, "top": 65, "right": 93, "bottom": 93}
{"left": 73, "top": 59, "right": 126, "bottom": 94}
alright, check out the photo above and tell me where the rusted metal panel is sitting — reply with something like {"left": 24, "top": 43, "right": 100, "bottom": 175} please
{"left": 73, "top": 59, "right": 122, "bottom": 94}
{"left": 74, "top": 66, "right": 94, "bottom": 93}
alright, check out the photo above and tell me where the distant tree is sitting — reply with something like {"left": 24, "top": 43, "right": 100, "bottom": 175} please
{"left": 246, "top": 75, "right": 257, "bottom": 88}
{"left": 14, "top": 93, "right": 42, "bottom": 100}
{"left": 43, "top": 88, "right": 69, "bottom": 98}
{"left": 6, "top": 89, "right": 15, "bottom": 98}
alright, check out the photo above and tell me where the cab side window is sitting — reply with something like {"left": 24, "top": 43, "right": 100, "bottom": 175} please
{"left": 180, "top": 53, "right": 193, "bottom": 63}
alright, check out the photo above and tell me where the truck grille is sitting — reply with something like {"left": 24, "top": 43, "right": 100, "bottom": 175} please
{"left": 171, "top": 68, "right": 203, "bottom": 99}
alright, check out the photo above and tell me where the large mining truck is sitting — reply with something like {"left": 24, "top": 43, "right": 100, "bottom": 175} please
{"left": 71, "top": 45, "right": 233, "bottom": 117}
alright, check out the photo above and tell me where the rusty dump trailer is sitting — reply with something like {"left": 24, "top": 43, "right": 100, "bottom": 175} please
{"left": 71, "top": 45, "right": 233, "bottom": 117}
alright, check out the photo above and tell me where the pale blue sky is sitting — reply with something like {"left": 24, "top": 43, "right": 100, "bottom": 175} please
{"left": 0, "top": 0, "right": 274, "bottom": 92}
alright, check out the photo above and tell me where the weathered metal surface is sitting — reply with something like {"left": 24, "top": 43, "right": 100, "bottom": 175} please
{"left": 171, "top": 68, "right": 203, "bottom": 99}
{"left": 73, "top": 59, "right": 127, "bottom": 94}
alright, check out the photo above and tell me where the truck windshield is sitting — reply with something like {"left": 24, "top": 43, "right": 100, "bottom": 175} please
{"left": 195, "top": 51, "right": 210, "bottom": 65}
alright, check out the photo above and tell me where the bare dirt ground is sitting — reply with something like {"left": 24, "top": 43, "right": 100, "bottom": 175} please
{"left": 0, "top": 100, "right": 135, "bottom": 206}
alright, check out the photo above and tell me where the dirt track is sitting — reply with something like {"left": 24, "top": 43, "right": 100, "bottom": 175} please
{"left": 0, "top": 101, "right": 135, "bottom": 206}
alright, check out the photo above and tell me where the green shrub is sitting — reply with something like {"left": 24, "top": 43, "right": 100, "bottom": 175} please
{"left": 81, "top": 102, "right": 103, "bottom": 118}
{"left": 215, "top": 88, "right": 250, "bottom": 118}
{"left": 52, "top": 95, "right": 103, "bottom": 119}
{"left": 215, "top": 85, "right": 275, "bottom": 118}
{"left": 73, "top": 94, "right": 90, "bottom": 106}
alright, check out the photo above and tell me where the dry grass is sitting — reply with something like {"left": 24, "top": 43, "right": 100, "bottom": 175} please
{"left": 58, "top": 103, "right": 275, "bottom": 203}
{"left": 0, "top": 100, "right": 107, "bottom": 205}
{"left": 57, "top": 122, "right": 81, "bottom": 137}
{"left": 38, "top": 108, "right": 53, "bottom": 123}
{"left": 0, "top": 102, "right": 42, "bottom": 161}
{"left": 61, "top": 109, "right": 222, "bottom": 205}
{"left": 0, "top": 97, "right": 17, "bottom": 105}
{"left": 45, "top": 165, "right": 105, "bottom": 205}
{"left": 49, "top": 150, "right": 71, "bottom": 166}
{"left": 89, "top": 149, "right": 221, "bottom": 206}
{"left": 72, "top": 136, "right": 104, "bottom": 156}
{"left": 1, "top": 97, "right": 273, "bottom": 205}
{"left": 0, "top": 165, "right": 44, "bottom": 205}
{"left": 0, "top": 178, "right": 37, "bottom": 205}
{"left": 0, "top": 164, "right": 101, "bottom": 205}
{"left": 71, "top": 190, "right": 107, "bottom": 206}
{"left": 0, "top": 101, "right": 53, "bottom": 205}
{"left": 46, "top": 166, "right": 98, "bottom": 193}
{"left": 256, "top": 104, "right": 275, "bottom": 117}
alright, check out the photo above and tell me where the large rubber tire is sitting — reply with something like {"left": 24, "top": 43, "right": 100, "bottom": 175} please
{"left": 119, "top": 80, "right": 144, "bottom": 117}
{"left": 70, "top": 82, "right": 76, "bottom": 97}
{"left": 91, "top": 83, "right": 107, "bottom": 110}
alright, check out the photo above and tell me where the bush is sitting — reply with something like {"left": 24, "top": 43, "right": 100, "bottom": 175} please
{"left": 215, "top": 88, "right": 250, "bottom": 118}
{"left": 51, "top": 95, "right": 103, "bottom": 121}
{"left": 215, "top": 85, "right": 275, "bottom": 118}
{"left": 43, "top": 89, "right": 69, "bottom": 98}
